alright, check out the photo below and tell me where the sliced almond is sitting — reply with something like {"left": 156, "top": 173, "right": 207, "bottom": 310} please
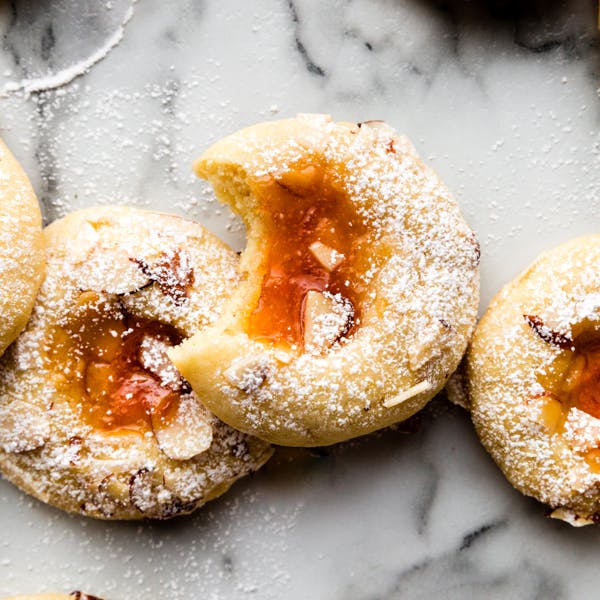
{"left": 407, "top": 319, "right": 453, "bottom": 371}
{"left": 563, "top": 407, "right": 600, "bottom": 451}
{"left": 358, "top": 120, "right": 392, "bottom": 132}
{"left": 383, "top": 381, "right": 433, "bottom": 408}
{"left": 129, "top": 466, "right": 190, "bottom": 518}
{"left": 138, "top": 335, "right": 183, "bottom": 392}
{"left": 70, "top": 219, "right": 101, "bottom": 263}
{"left": 129, "top": 467, "right": 158, "bottom": 514}
{"left": 98, "top": 474, "right": 130, "bottom": 503}
{"left": 303, "top": 291, "right": 354, "bottom": 351}
{"left": 309, "top": 241, "right": 345, "bottom": 272}
{"left": 152, "top": 394, "right": 213, "bottom": 461}
{"left": 276, "top": 165, "right": 321, "bottom": 196}
{"left": 549, "top": 507, "right": 597, "bottom": 527}
{"left": 76, "top": 246, "right": 151, "bottom": 295}
{"left": 274, "top": 349, "right": 293, "bottom": 364}
{"left": 224, "top": 355, "right": 272, "bottom": 393}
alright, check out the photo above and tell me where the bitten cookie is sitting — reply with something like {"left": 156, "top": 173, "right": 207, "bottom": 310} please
{"left": 171, "top": 114, "right": 480, "bottom": 446}
{"left": 467, "top": 236, "right": 600, "bottom": 526}
{"left": 0, "top": 206, "right": 272, "bottom": 520}
{"left": 0, "top": 138, "right": 44, "bottom": 356}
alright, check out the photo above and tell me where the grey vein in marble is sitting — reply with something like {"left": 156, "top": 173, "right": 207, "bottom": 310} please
{"left": 0, "top": 1, "right": 600, "bottom": 598}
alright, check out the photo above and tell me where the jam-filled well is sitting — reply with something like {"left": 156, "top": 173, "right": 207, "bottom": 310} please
{"left": 246, "top": 162, "right": 372, "bottom": 348}
{"left": 532, "top": 318, "right": 600, "bottom": 460}
{"left": 49, "top": 293, "right": 186, "bottom": 432}
{"left": 537, "top": 337, "right": 600, "bottom": 422}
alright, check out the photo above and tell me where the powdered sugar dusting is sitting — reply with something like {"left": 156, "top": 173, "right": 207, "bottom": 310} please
{"left": 0, "top": 139, "right": 45, "bottom": 357}
{"left": 173, "top": 115, "right": 480, "bottom": 446}
{"left": 469, "top": 236, "right": 600, "bottom": 520}
{"left": 0, "top": 206, "right": 272, "bottom": 520}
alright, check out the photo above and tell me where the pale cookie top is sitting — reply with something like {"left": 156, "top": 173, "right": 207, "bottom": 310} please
{"left": 172, "top": 114, "right": 480, "bottom": 446}
{"left": 0, "top": 138, "right": 44, "bottom": 356}
{"left": 0, "top": 206, "right": 272, "bottom": 520}
{"left": 468, "top": 235, "right": 600, "bottom": 525}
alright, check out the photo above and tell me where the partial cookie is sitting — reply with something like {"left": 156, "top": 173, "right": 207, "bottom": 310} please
{"left": 468, "top": 236, "right": 600, "bottom": 526}
{"left": 0, "top": 206, "right": 272, "bottom": 519}
{"left": 0, "top": 138, "right": 44, "bottom": 356}
{"left": 171, "top": 114, "right": 480, "bottom": 446}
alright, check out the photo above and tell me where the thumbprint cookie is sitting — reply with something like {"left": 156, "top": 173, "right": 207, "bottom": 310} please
{"left": 0, "top": 206, "right": 272, "bottom": 519}
{"left": 466, "top": 236, "right": 600, "bottom": 526}
{"left": 0, "top": 138, "right": 44, "bottom": 357}
{"left": 170, "top": 114, "right": 480, "bottom": 446}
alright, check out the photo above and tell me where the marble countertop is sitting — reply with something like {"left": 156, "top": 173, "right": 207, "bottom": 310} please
{"left": 0, "top": 0, "right": 599, "bottom": 598}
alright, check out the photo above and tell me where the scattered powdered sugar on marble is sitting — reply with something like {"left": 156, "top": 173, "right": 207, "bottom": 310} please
{"left": 1, "top": 1, "right": 138, "bottom": 97}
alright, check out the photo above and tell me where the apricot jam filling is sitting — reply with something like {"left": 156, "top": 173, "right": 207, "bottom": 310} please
{"left": 246, "top": 163, "right": 372, "bottom": 348}
{"left": 531, "top": 317, "right": 600, "bottom": 444}
{"left": 50, "top": 294, "right": 186, "bottom": 432}
{"left": 537, "top": 343, "right": 600, "bottom": 421}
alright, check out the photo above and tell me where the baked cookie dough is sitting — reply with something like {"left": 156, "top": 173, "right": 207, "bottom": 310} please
{"left": 0, "top": 138, "right": 44, "bottom": 356}
{"left": 467, "top": 236, "right": 600, "bottom": 525}
{"left": 0, "top": 206, "right": 272, "bottom": 520}
{"left": 171, "top": 114, "right": 480, "bottom": 446}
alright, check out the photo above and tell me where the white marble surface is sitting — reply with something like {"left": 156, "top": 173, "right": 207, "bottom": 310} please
{"left": 0, "top": 0, "right": 599, "bottom": 597}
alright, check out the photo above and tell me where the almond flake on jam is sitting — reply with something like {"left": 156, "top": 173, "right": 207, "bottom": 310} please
{"left": 132, "top": 248, "right": 195, "bottom": 306}
{"left": 524, "top": 314, "right": 573, "bottom": 349}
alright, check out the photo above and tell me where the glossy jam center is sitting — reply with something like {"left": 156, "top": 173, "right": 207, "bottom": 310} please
{"left": 567, "top": 348, "right": 600, "bottom": 419}
{"left": 539, "top": 344, "right": 600, "bottom": 424}
{"left": 51, "top": 299, "right": 184, "bottom": 432}
{"left": 246, "top": 164, "right": 370, "bottom": 347}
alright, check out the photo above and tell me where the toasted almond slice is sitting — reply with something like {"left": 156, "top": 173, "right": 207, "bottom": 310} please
{"left": 383, "top": 381, "right": 433, "bottom": 408}
{"left": 70, "top": 218, "right": 101, "bottom": 263}
{"left": 563, "top": 407, "right": 600, "bottom": 451}
{"left": 303, "top": 290, "right": 353, "bottom": 351}
{"left": 358, "top": 119, "right": 393, "bottom": 133}
{"left": 139, "top": 335, "right": 183, "bottom": 391}
{"left": 152, "top": 394, "right": 213, "bottom": 461}
{"left": 77, "top": 246, "right": 151, "bottom": 295}
{"left": 99, "top": 475, "right": 130, "bottom": 503}
{"left": 549, "top": 507, "right": 597, "bottom": 527}
{"left": 407, "top": 319, "right": 453, "bottom": 371}
{"left": 224, "top": 355, "right": 272, "bottom": 393}
{"left": 309, "top": 241, "right": 345, "bottom": 272}
{"left": 276, "top": 165, "right": 321, "bottom": 195}
{"left": 274, "top": 349, "right": 293, "bottom": 364}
